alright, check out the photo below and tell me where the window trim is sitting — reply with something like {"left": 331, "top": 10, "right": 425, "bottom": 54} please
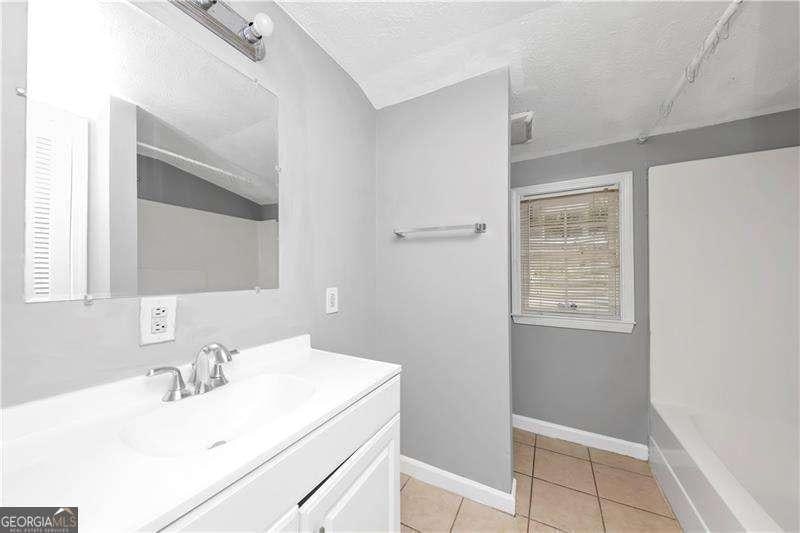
{"left": 511, "top": 171, "right": 635, "bottom": 334}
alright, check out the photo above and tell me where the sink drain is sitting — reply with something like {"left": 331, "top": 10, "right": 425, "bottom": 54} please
{"left": 208, "top": 440, "right": 227, "bottom": 449}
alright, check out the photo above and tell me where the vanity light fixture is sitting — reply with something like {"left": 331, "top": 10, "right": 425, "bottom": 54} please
{"left": 193, "top": 0, "right": 217, "bottom": 10}
{"left": 171, "top": 1, "right": 272, "bottom": 62}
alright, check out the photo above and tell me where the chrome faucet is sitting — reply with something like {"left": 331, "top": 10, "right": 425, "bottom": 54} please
{"left": 146, "top": 366, "right": 192, "bottom": 402}
{"left": 188, "top": 343, "right": 238, "bottom": 395}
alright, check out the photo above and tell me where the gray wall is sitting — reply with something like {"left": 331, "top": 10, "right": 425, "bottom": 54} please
{"left": 137, "top": 155, "right": 272, "bottom": 221}
{"left": 375, "top": 69, "right": 513, "bottom": 492}
{"left": 511, "top": 108, "right": 800, "bottom": 444}
{"left": 1, "top": 2, "right": 376, "bottom": 405}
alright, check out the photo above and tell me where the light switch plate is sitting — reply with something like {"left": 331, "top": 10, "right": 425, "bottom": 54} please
{"left": 326, "top": 287, "right": 339, "bottom": 314}
{"left": 140, "top": 296, "right": 177, "bottom": 345}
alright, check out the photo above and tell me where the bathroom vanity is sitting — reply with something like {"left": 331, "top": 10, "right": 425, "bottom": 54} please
{"left": 1, "top": 336, "right": 401, "bottom": 532}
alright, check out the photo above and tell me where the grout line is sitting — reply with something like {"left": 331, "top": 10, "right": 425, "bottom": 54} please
{"left": 535, "top": 446, "right": 591, "bottom": 462}
{"left": 449, "top": 497, "right": 464, "bottom": 532}
{"left": 531, "top": 475, "right": 597, "bottom": 498}
{"left": 598, "top": 496, "right": 678, "bottom": 521}
{"left": 590, "top": 461, "right": 675, "bottom": 518}
{"left": 531, "top": 519, "right": 568, "bottom": 533}
{"left": 528, "top": 464, "right": 533, "bottom": 529}
{"left": 590, "top": 459, "right": 607, "bottom": 532}
{"left": 537, "top": 446, "right": 591, "bottom": 463}
{"left": 513, "top": 442, "right": 535, "bottom": 476}
{"left": 529, "top": 473, "right": 569, "bottom": 532}
{"left": 528, "top": 468, "right": 535, "bottom": 526}
{"left": 400, "top": 522, "right": 421, "bottom": 533}
{"left": 591, "top": 460, "right": 653, "bottom": 478}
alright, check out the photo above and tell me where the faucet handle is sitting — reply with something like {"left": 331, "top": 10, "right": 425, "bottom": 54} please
{"left": 146, "top": 366, "right": 192, "bottom": 402}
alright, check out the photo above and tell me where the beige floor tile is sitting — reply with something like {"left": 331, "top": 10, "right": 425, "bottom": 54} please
{"left": 452, "top": 499, "right": 528, "bottom": 533}
{"left": 401, "top": 473, "right": 411, "bottom": 490}
{"left": 529, "top": 520, "right": 563, "bottom": 533}
{"left": 589, "top": 448, "right": 651, "bottom": 476}
{"left": 402, "top": 525, "right": 420, "bottom": 533}
{"left": 536, "top": 436, "right": 590, "bottom": 460}
{"left": 530, "top": 478, "right": 603, "bottom": 532}
{"left": 514, "top": 442, "right": 534, "bottom": 475}
{"left": 401, "top": 478, "right": 463, "bottom": 532}
{"left": 601, "top": 499, "right": 682, "bottom": 532}
{"left": 514, "top": 427, "right": 536, "bottom": 446}
{"left": 593, "top": 464, "right": 673, "bottom": 518}
{"left": 534, "top": 449, "right": 596, "bottom": 495}
{"left": 515, "top": 473, "right": 532, "bottom": 517}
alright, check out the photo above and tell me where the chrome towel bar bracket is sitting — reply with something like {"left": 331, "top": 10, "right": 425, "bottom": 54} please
{"left": 393, "top": 222, "right": 487, "bottom": 238}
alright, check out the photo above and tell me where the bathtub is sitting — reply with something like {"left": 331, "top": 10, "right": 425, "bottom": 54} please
{"left": 650, "top": 403, "right": 798, "bottom": 532}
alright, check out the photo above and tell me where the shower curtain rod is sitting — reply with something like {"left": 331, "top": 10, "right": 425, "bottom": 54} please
{"left": 137, "top": 142, "right": 256, "bottom": 186}
{"left": 637, "top": 0, "right": 744, "bottom": 143}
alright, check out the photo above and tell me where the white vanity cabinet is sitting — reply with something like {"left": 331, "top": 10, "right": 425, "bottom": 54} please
{"left": 163, "top": 375, "right": 401, "bottom": 533}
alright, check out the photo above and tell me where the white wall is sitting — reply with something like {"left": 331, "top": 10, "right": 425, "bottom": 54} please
{"left": 109, "top": 96, "right": 139, "bottom": 297}
{"left": 1, "top": 1, "right": 376, "bottom": 405}
{"left": 257, "top": 219, "right": 279, "bottom": 290}
{"left": 649, "top": 147, "right": 799, "bottom": 530}
{"left": 375, "top": 69, "right": 512, "bottom": 492}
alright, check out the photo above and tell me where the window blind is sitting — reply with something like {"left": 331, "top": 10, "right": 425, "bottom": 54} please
{"left": 519, "top": 188, "right": 621, "bottom": 318}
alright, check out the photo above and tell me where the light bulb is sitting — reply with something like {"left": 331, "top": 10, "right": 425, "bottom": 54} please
{"left": 252, "top": 12, "right": 274, "bottom": 38}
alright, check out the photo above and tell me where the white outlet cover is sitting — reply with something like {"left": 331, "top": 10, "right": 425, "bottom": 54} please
{"left": 139, "top": 296, "right": 177, "bottom": 345}
{"left": 326, "top": 287, "right": 339, "bottom": 314}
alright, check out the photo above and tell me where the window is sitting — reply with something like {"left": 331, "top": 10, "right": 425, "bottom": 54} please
{"left": 511, "top": 172, "right": 635, "bottom": 333}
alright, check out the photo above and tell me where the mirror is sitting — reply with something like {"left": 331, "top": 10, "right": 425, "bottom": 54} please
{"left": 24, "top": 1, "right": 278, "bottom": 302}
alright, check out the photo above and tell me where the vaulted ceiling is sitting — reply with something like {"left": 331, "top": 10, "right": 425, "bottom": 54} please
{"left": 278, "top": 1, "right": 799, "bottom": 160}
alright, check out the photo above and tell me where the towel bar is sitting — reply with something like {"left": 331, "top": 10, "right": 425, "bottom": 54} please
{"left": 393, "top": 222, "right": 486, "bottom": 238}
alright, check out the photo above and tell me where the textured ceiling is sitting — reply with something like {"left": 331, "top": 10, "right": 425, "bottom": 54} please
{"left": 279, "top": 1, "right": 800, "bottom": 160}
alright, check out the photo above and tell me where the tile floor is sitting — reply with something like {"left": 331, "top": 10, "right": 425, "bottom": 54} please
{"left": 400, "top": 429, "right": 681, "bottom": 532}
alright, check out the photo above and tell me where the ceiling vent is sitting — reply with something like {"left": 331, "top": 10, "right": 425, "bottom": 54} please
{"left": 510, "top": 111, "right": 533, "bottom": 145}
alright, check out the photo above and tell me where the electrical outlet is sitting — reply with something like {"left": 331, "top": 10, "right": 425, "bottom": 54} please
{"left": 151, "top": 306, "right": 168, "bottom": 334}
{"left": 326, "top": 287, "right": 339, "bottom": 314}
{"left": 140, "top": 296, "right": 177, "bottom": 345}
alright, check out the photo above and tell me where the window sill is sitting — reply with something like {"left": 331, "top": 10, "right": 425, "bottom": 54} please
{"left": 512, "top": 314, "right": 635, "bottom": 333}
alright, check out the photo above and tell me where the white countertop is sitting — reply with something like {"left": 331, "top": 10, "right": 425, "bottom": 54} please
{"left": 1, "top": 335, "right": 400, "bottom": 532}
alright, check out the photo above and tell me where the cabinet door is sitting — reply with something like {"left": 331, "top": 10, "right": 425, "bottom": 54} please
{"left": 266, "top": 506, "right": 299, "bottom": 533}
{"left": 299, "top": 415, "right": 400, "bottom": 533}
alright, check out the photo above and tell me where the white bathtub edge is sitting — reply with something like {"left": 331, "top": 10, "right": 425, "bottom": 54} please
{"left": 650, "top": 435, "right": 709, "bottom": 532}
{"left": 651, "top": 403, "right": 783, "bottom": 533}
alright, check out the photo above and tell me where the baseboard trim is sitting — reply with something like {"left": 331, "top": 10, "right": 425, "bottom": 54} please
{"left": 512, "top": 413, "right": 648, "bottom": 460}
{"left": 400, "top": 455, "right": 516, "bottom": 515}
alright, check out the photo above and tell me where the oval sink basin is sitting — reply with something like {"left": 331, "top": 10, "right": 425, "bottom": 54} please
{"left": 120, "top": 374, "right": 316, "bottom": 457}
